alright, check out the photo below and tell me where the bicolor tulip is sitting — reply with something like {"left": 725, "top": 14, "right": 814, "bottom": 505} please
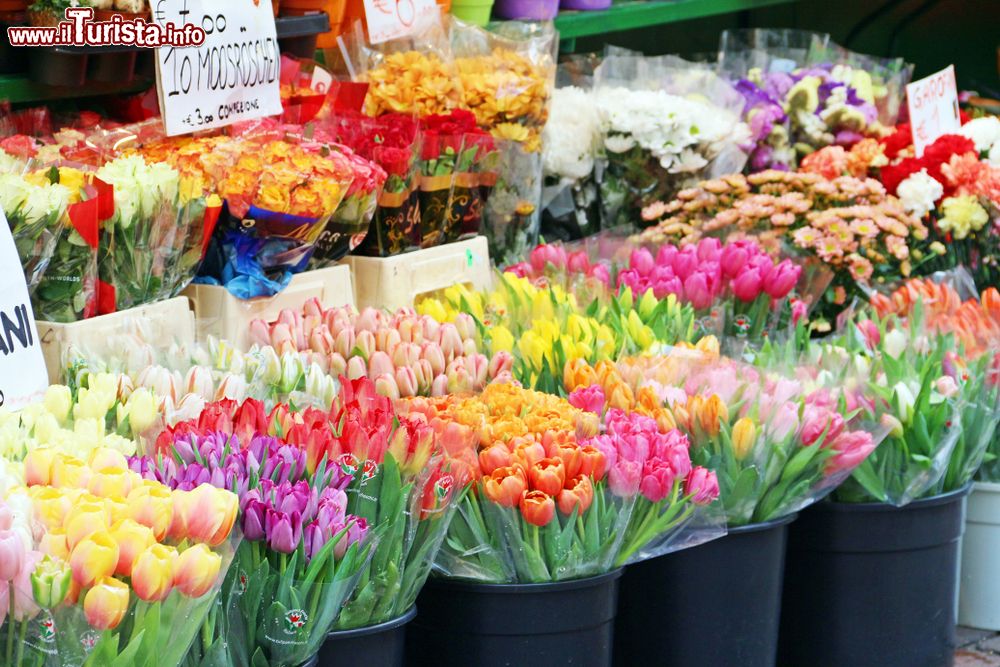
{"left": 126, "top": 483, "right": 174, "bottom": 541}
{"left": 181, "top": 484, "right": 238, "bottom": 547}
{"left": 173, "top": 544, "right": 222, "bottom": 598}
{"left": 131, "top": 543, "right": 177, "bottom": 602}
{"left": 64, "top": 501, "right": 109, "bottom": 549}
{"left": 24, "top": 448, "right": 56, "bottom": 486}
{"left": 110, "top": 519, "right": 156, "bottom": 577}
{"left": 70, "top": 530, "right": 119, "bottom": 588}
{"left": 84, "top": 576, "right": 130, "bottom": 630}
{"left": 30, "top": 555, "right": 72, "bottom": 609}
{"left": 731, "top": 418, "right": 757, "bottom": 460}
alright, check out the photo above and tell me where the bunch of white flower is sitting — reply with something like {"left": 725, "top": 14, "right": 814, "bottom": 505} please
{"left": 542, "top": 86, "right": 601, "bottom": 182}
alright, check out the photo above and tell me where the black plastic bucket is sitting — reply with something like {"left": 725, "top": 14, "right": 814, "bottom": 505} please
{"left": 779, "top": 485, "right": 970, "bottom": 667}
{"left": 407, "top": 569, "right": 623, "bottom": 667}
{"left": 317, "top": 606, "right": 415, "bottom": 667}
{"left": 299, "top": 655, "right": 318, "bottom": 667}
{"left": 615, "top": 514, "right": 796, "bottom": 667}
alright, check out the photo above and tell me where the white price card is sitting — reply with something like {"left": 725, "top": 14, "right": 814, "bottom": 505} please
{"left": 363, "top": 0, "right": 439, "bottom": 44}
{"left": 906, "top": 65, "right": 961, "bottom": 157}
{"left": 0, "top": 210, "right": 49, "bottom": 410}
{"left": 153, "top": 0, "right": 284, "bottom": 136}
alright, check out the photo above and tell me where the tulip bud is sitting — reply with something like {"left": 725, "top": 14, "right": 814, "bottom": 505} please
{"left": 355, "top": 330, "right": 376, "bottom": 360}
{"left": 170, "top": 393, "right": 209, "bottom": 426}
{"left": 731, "top": 418, "right": 757, "bottom": 460}
{"left": 880, "top": 413, "right": 905, "bottom": 439}
{"left": 88, "top": 467, "right": 133, "bottom": 499}
{"left": 183, "top": 366, "right": 215, "bottom": 401}
{"left": 356, "top": 307, "right": 381, "bottom": 332}
{"left": 43, "top": 385, "right": 73, "bottom": 425}
{"left": 413, "top": 358, "right": 433, "bottom": 394}
{"left": 883, "top": 329, "right": 907, "bottom": 360}
{"left": 467, "top": 354, "right": 489, "bottom": 389}
{"left": 110, "top": 519, "right": 156, "bottom": 577}
{"left": 479, "top": 444, "right": 513, "bottom": 475}
{"left": 488, "top": 352, "right": 514, "bottom": 380}
{"left": 374, "top": 373, "right": 401, "bottom": 400}
{"left": 125, "top": 388, "right": 159, "bottom": 436}
{"left": 31, "top": 555, "right": 72, "bottom": 609}
{"left": 421, "top": 343, "right": 446, "bottom": 376}
{"left": 520, "top": 490, "right": 556, "bottom": 527}
{"left": 0, "top": 529, "right": 25, "bottom": 581}
{"left": 39, "top": 530, "right": 69, "bottom": 560}
{"left": 173, "top": 543, "right": 222, "bottom": 599}
{"left": 279, "top": 353, "right": 305, "bottom": 394}
{"left": 305, "top": 364, "right": 337, "bottom": 408}
{"left": 346, "top": 356, "right": 368, "bottom": 380}
{"left": 369, "top": 351, "right": 395, "bottom": 379}
{"left": 698, "top": 395, "right": 729, "bottom": 437}
{"left": 395, "top": 366, "right": 418, "bottom": 398}
{"left": 249, "top": 319, "right": 271, "bottom": 347}
{"left": 447, "top": 361, "right": 474, "bottom": 395}
{"left": 131, "top": 543, "right": 177, "bottom": 602}
{"left": 483, "top": 466, "right": 528, "bottom": 507}
{"left": 438, "top": 324, "right": 464, "bottom": 363}
{"left": 183, "top": 485, "right": 239, "bottom": 547}
{"left": 84, "top": 577, "right": 130, "bottom": 630}
{"left": 309, "top": 325, "right": 334, "bottom": 356}
{"left": 136, "top": 365, "right": 179, "bottom": 403}
{"left": 431, "top": 374, "right": 448, "bottom": 397}
{"left": 328, "top": 352, "right": 347, "bottom": 379}
{"left": 70, "top": 531, "right": 119, "bottom": 588}
{"left": 421, "top": 316, "right": 440, "bottom": 343}
{"left": 126, "top": 484, "right": 174, "bottom": 541}
{"left": 334, "top": 328, "right": 356, "bottom": 360}
{"left": 271, "top": 322, "right": 296, "bottom": 355}
{"left": 259, "top": 346, "right": 282, "bottom": 384}
{"left": 375, "top": 327, "right": 401, "bottom": 354}
{"left": 64, "top": 502, "right": 109, "bottom": 549}
{"left": 24, "top": 448, "right": 56, "bottom": 486}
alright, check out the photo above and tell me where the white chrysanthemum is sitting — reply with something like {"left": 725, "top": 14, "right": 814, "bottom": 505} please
{"left": 959, "top": 116, "right": 1000, "bottom": 153}
{"left": 896, "top": 169, "right": 943, "bottom": 219}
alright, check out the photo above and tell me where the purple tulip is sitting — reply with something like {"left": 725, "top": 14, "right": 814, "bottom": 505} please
{"left": 265, "top": 508, "right": 303, "bottom": 554}
{"left": 335, "top": 518, "right": 369, "bottom": 559}
{"left": 243, "top": 499, "right": 267, "bottom": 541}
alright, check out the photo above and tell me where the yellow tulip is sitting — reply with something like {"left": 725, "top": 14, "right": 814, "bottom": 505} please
{"left": 131, "top": 544, "right": 177, "bottom": 602}
{"left": 518, "top": 332, "right": 547, "bottom": 372}
{"left": 125, "top": 484, "right": 174, "bottom": 541}
{"left": 24, "top": 448, "right": 57, "bottom": 487}
{"left": 84, "top": 577, "right": 130, "bottom": 630}
{"left": 88, "top": 447, "right": 128, "bottom": 473}
{"left": 173, "top": 544, "right": 222, "bottom": 599}
{"left": 39, "top": 530, "right": 70, "bottom": 561}
{"left": 88, "top": 467, "right": 133, "bottom": 499}
{"left": 489, "top": 326, "right": 515, "bottom": 354}
{"left": 51, "top": 455, "right": 92, "bottom": 490}
{"left": 70, "top": 531, "right": 119, "bottom": 588}
{"left": 64, "top": 501, "right": 110, "bottom": 549}
{"left": 43, "top": 385, "right": 73, "bottom": 425}
{"left": 732, "top": 418, "right": 757, "bottom": 460}
{"left": 638, "top": 289, "right": 658, "bottom": 320}
{"left": 31, "top": 487, "right": 73, "bottom": 531}
{"left": 695, "top": 336, "right": 721, "bottom": 359}
{"left": 124, "top": 388, "right": 158, "bottom": 436}
{"left": 110, "top": 519, "right": 156, "bottom": 577}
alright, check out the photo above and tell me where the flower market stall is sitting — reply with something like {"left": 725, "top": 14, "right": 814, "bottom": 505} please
{"left": 1, "top": 1, "right": 999, "bottom": 666}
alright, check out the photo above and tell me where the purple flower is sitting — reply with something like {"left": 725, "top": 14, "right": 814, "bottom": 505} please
{"left": 243, "top": 498, "right": 267, "bottom": 541}
{"left": 265, "top": 508, "right": 303, "bottom": 554}
{"left": 334, "top": 518, "right": 369, "bottom": 559}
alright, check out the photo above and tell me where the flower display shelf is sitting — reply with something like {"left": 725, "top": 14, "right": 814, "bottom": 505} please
{"left": 345, "top": 236, "right": 492, "bottom": 311}
{"left": 184, "top": 264, "right": 355, "bottom": 350}
{"left": 554, "top": 0, "right": 800, "bottom": 47}
{"left": 0, "top": 13, "right": 330, "bottom": 102}
{"left": 36, "top": 296, "right": 194, "bottom": 384}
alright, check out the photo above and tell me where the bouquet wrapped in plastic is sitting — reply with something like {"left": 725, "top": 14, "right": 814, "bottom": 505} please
{"left": 406, "top": 383, "right": 721, "bottom": 583}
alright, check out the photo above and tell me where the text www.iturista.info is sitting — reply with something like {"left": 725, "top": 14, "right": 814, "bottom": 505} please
{"left": 7, "top": 7, "right": 205, "bottom": 48}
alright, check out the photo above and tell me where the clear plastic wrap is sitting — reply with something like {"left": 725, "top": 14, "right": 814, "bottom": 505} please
{"left": 481, "top": 139, "right": 543, "bottom": 265}
{"left": 717, "top": 28, "right": 830, "bottom": 79}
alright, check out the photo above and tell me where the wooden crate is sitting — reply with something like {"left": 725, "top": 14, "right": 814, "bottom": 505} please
{"left": 184, "top": 264, "right": 355, "bottom": 350}
{"left": 345, "top": 236, "right": 492, "bottom": 311}
{"left": 36, "top": 297, "right": 195, "bottom": 384}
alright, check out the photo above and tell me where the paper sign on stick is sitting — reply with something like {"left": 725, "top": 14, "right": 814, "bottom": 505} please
{"left": 363, "top": 0, "right": 438, "bottom": 44}
{"left": 154, "top": 0, "right": 284, "bottom": 136}
{"left": 0, "top": 210, "right": 49, "bottom": 410}
{"left": 906, "top": 65, "right": 961, "bottom": 157}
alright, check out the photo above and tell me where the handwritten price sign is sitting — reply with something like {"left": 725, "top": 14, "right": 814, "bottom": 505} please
{"left": 363, "top": 0, "right": 438, "bottom": 44}
{"left": 906, "top": 65, "right": 961, "bottom": 157}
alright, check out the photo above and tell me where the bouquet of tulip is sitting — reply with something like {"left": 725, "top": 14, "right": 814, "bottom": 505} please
{"left": 638, "top": 170, "right": 930, "bottom": 329}
{"left": 505, "top": 243, "right": 612, "bottom": 299}
{"left": 247, "top": 300, "right": 507, "bottom": 399}
{"left": 95, "top": 154, "right": 219, "bottom": 312}
{"left": 0, "top": 167, "right": 70, "bottom": 294}
{"left": 418, "top": 273, "right": 697, "bottom": 394}
{"left": 315, "top": 113, "right": 423, "bottom": 258}
{"left": 405, "top": 382, "right": 720, "bottom": 583}
{"left": 9, "top": 445, "right": 239, "bottom": 667}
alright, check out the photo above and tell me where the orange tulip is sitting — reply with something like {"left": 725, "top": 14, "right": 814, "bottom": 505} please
{"left": 698, "top": 395, "right": 729, "bottom": 437}
{"left": 478, "top": 444, "right": 512, "bottom": 476}
{"left": 528, "top": 458, "right": 566, "bottom": 496}
{"left": 552, "top": 442, "right": 582, "bottom": 479}
{"left": 482, "top": 466, "right": 527, "bottom": 507}
{"left": 84, "top": 577, "right": 130, "bottom": 630}
{"left": 563, "top": 358, "right": 598, "bottom": 392}
{"left": 24, "top": 448, "right": 56, "bottom": 486}
{"left": 578, "top": 446, "right": 607, "bottom": 481}
{"left": 110, "top": 519, "right": 155, "bottom": 577}
{"left": 173, "top": 544, "right": 222, "bottom": 598}
{"left": 520, "top": 490, "right": 555, "bottom": 527}
{"left": 606, "top": 383, "right": 635, "bottom": 411}
{"left": 182, "top": 485, "right": 238, "bottom": 547}
{"left": 512, "top": 438, "right": 547, "bottom": 468}
{"left": 131, "top": 544, "right": 177, "bottom": 602}
{"left": 126, "top": 484, "right": 174, "bottom": 541}
{"left": 70, "top": 531, "right": 119, "bottom": 588}
{"left": 557, "top": 475, "right": 595, "bottom": 516}
{"left": 64, "top": 501, "right": 109, "bottom": 549}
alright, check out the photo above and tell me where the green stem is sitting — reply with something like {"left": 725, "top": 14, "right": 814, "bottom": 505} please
{"left": 6, "top": 581, "right": 13, "bottom": 666}
{"left": 15, "top": 617, "right": 26, "bottom": 667}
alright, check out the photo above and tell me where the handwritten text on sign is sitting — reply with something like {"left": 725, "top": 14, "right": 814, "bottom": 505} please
{"left": 363, "top": 0, "right": 438, "bottom": 44}
{"left": 153, "top": 0, "right": 283, "bottom": 136}
{"left": 0, "top": 210, "right": 49, "bottom": 411}
{"left": 906, "top": 65, "right": 961, "bottom": 157}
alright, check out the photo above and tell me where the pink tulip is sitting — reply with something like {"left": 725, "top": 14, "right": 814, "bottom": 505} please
{"left": 731, "top": 268, "right": 763, "bottom": 302}
{"left": 431, "top": 374, "right": 448, "bottom": 397}
{"left": 697, "top": 238, "right": 722, "bottom": 262}
{"left": 0, "top": 505, "right": 11, "bottom": 531}
{"left": 505, "top": 262, "right": 532, "bottom": 278}
{"left": 568, "top": 385, "right": 605, "bottom": 415}
{"left": 639, "top": 460, "right": 676, "bottom": 502}
{"left": 413, "top": 359, "right": 434, "bottom": 393}
{"left": 375, "top": 327, "right": 402, "bottom": 354}
{"left": 653, "top": 275, "right": 683, "bottom": 300}
{"left": 421, "top": 316, "right": 441, "bottom": 343}
{"left": 656, "top": 245, "right": 677, "bottom": 267}
{"left": 303, "top": 297, "right": 324, "bottom": 319}
{"left": 325, "top": 308, "right": 353, "bottom": 338}
{"left": 791, "top": 298, "right": 808, "bottom": 325}
{"left": 529, "top": 244, "right": 567, "bottom": 273}
{"left": 421, "top": 343, "right": 446, "bottom": 376}
{"left": 0, "top": 529, "right": 25, "bottom": 581}
{"left": 825, "top": 431, "right": 876, "bottom": 474}
{"left": 355, "top": 330, "right": 376, "bottom": 360}
{"left": 672, "top": 247, "right": 699, "bottom": 281}
{"left": 935, "top": 376, "right": 959, "bottom": 398}
{"left": 395, "top": 366, "right": 418, "bottom": 398}
{"left": 608, "top": 460, "right": 642, "bottom": 497}
{"left": 617, "top": 269, "right": 643, "bottom": 294}
{"left": 801, "top": 407, "right": 845, "bottom": 446}
{"left": 764, "top": 260, "right": 801, "bottom": 299}
{"left": 856, "top": 320, "right": 881, "bottom": 350}
{"left": 374, "top": 374, "right": 400, "bottom": 400}
{"left": 346, "top": 357, "right": 367, "bottom": 380}
{"left": 489, "top": 351, "right": 514, "bottom": 379}
{"left": 684, "top": 272, "right": 714, "bottom": 310}
{"left": 328, "top": 353, "right": 347, "bottom": 378}
{"left": 271, "top": 323, "right": 295, "bottom": 355}
{"left": 720, "top": 243, "right": 749, "bottom": 279}
{"left": 454, "top": 313, "right": 477, "bottom": 342}
{"left": 249, "top": 319, "right": 271, "bottom": 347}
{"left": 567, "top": 251, "right": 591, "bottom": 274}
{"left": 749, "top": 255, "right": 774, "bottom": 283}
{"left": 589, "top": 264, "right": 611, "bottom": 286}
{"left": 685, "top": 466, "right": 720, "bottom": 504}
{"left": 356, "top": 308, "right": 381, "bottom": 333}
{"left": 467, "top": 353, "right": 489, "bottom": 388}
{"left": 0, "top": 550, "right": 41, "bottom": 624}
{"left": 369, "top": 351, "right": 395, "bottom": 379}
{"left": 438, "top": 324, "right": 464, "bottom": 363}
{"left": 630, "top": 248, "right": 655, "bottom": 277}
{"left": 769, "top": 402, "right": 800, "bottom": 441}
{"left": 396, "top": 316, "right": 423, "bottom": 344}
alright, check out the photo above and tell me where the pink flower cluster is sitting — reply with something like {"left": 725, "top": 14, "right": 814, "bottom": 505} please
{"left": 250, "top": 298, "right": 513, "bottom": 398}
{"left": 583, "top": 408, "right": 719, "bottom": 504}
{"left": 616, "top": 239, "right": 802, "bottom": 310}
{"left": 506, "top": 244, "right": 611, "bottom": 287}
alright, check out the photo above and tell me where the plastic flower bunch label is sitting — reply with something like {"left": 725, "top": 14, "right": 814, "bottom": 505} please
{"left": 363, "top": 0, "right": 438, "bottom": 44}
{"left": 153, "top": 0, "right": 283, "bottom": 136}
{"left": 0, "top": 209, "right": 48, "bottom": 410}
{"left": 906, "top": 65, "right": 961, "bottom": 157}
